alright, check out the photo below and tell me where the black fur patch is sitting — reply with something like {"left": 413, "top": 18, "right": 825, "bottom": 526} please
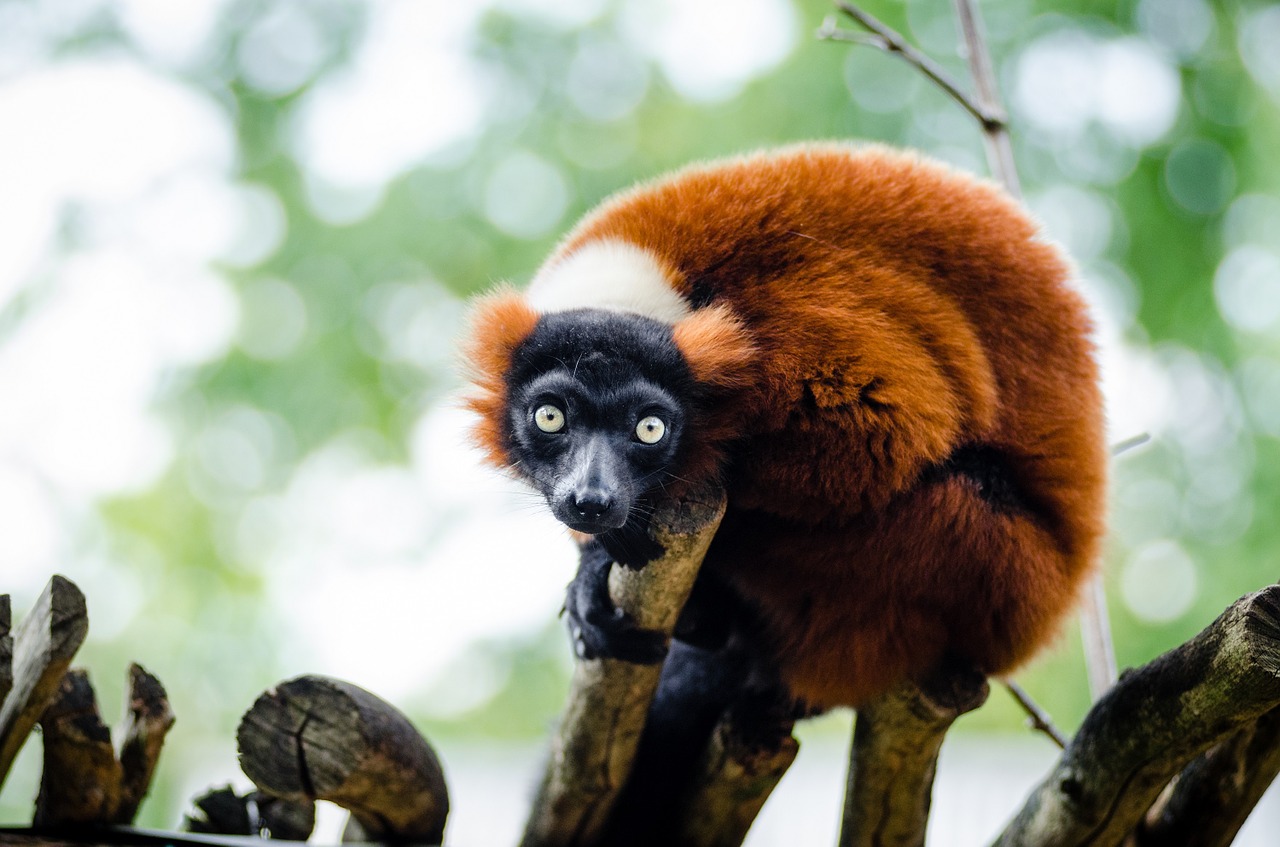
{"left": 924, "top": 444, "right": 1028, "bottom": 513}
{"left": 504, "top": 308, "right": 695, "bottom": 398}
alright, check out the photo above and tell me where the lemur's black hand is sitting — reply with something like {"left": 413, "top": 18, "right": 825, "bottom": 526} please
{"left": 564, "top": 540, "right": 668, "bottom": 664}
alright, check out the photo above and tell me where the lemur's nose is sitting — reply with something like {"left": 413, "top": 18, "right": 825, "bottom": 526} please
{"left": 572, "top": 490, "right": 614, "bottom": 520}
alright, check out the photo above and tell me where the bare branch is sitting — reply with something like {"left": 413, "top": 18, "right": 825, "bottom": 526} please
{"left": 840, "top": 659, "right": 989, "bottom": 847}
{"left": 1079, "top": 575, "right": 1119, "bottom": 698}
{"left": 950, "top": 0, "right": 1021, "bottom": 196}
{"left": 1003, "top": 681, "right": 1067, "bottom": 749}
{"left": 1111, "top": 432, "right": 1152, "bottom": 457}
{"left": 817, "top": 3, "right": 1006, "bottom": 132}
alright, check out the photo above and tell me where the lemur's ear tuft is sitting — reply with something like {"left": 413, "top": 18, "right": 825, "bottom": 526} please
{"left": 672, "top": 304, "right": 756, "bottom": 388}
{"left": 460, "top": 288, "right": 540, "bottom": 465}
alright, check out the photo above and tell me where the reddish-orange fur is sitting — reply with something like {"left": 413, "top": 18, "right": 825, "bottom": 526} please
{"left": 464, "top": 144, "right": 1107, "bottom": 708}
{"left": 461, "top": 288, "right": 540, "bottom": 463}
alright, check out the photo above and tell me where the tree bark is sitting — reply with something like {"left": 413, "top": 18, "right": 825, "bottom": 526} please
{"left": 1127, "top": 704, "right": 1280, "bottom": 847}
{"left": 0, "top": 576, "right": 88, "bottom": 790}
{"left": 674, "top": 712, "right": 799, "bottom": 847}
{"left": 520, "top": 482, "right": 727, "bottom": 847}
{"left": 1, "top": 595, "right": 12, "bottom": 714}
{"left": 34, "top": 670, "right": 123, "bottom": 826}
{"left": 30, "top": 663, "right": 173, "bottom": 827}
{"left": 840, "top": 659, "right": 989, "bottom": 847}
{"left": 994, "top": 585, "right": 1280, "bottom": 846}
{"left": 237, "top": 675, "right": 449, "bottom": 845}
{"left": 184, "top": 785, "right": 316, "bottom": 841}
{"left": 114, "top": 664, "right": 175, "bottom": 824}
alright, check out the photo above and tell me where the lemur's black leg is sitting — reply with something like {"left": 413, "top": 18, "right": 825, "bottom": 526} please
{"left": 599, "top": 640, "right": 750, "bottom": 846}
{"left": 673, "top": 568, "right": 740, "bottom": 651}
{"left": 564, "top": 538, "right": 668, "bottom": 663}
{"left": 600, "top": 637, "right": 809, "bottom": 846}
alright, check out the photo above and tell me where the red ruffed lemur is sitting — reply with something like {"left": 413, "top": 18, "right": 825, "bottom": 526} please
{"left": 462, "top": 144, "right": 1107, "bottom": 841}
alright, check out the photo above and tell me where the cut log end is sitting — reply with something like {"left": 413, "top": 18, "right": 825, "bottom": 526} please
{"left": 0, "top": 575, "right": 90, "bottom": 789}
{"left": 238, "top": 675, "right": 449, "bottom": 845}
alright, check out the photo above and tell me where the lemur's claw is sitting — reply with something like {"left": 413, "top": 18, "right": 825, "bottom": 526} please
{"left": 567, "top": 609, "right": 668, "bottom": 664}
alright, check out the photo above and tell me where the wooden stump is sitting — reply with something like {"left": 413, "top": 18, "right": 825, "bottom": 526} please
{"left": 238, "top": 675, "right": 449, "bottom": 845}
{"left": 0, "top": 576, "right": 88, "bottom": 791}
{"left": 33, "top": 664, "right": 173, "bottom": 827}
{"left": 674, "top": 712, "right": 800, "bottom": 847}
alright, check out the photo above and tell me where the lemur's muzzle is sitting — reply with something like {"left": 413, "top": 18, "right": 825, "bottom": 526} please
{"left": 552, "top": 435, "right": 632, "bottom": 534}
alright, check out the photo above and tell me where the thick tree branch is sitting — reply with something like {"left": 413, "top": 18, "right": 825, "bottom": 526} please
{"left": 114, "top": 664, "right": 175, "bottom": 824}
{"left": 674, "top": 708, "right": 799, "bottom": 847}
{"left": 31, "top": 663, "right": 174, "bottom": 827}
{"left": 1127, "top": 705, "right": 1280, "bottom": 847}
{"left": 994, "top": 585, "right": 1280, "bottom": 846}
{"left": 35, "top": 670, "right": 123, "bottom": 826}
{"left": 520, "top": 482, "right": 727, "bottom": 847}
{"left": 839, "top": 659, "right": 989, "bottom": 847}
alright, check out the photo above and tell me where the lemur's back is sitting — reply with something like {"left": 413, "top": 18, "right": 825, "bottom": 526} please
{"left": 538, "top": 144, "right": 1108, "bottom": 705}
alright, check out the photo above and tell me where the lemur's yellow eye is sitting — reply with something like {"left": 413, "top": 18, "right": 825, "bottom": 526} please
{"left": 636, "top": 416, "right": 666, "bottom": 444}
{"left": 535, "top": 404, "right": 565, "bottom": 433}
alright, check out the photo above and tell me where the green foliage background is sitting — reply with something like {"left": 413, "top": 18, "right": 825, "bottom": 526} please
{"left": 2, "top": 0, "right": 1278, "bottom": 831}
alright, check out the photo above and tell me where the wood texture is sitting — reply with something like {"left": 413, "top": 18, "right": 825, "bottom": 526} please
{"left": 34, "top": 670, "right": 122, "bottom": 826}
{"left": 31, "top": 663, "right": 173, "bottom": 827}
{"left": 674, "top": 714, "right": 799, "bottom": 847}
{"left": 1128, "top": 705, "right": 1280, "bottom": 847}
{"left": 839, "top": 659, "right": 989, "bottom": 847}
{"left": 520, "top": 482, "right": 727, "bottom": 847}
{"left": 1, "top": 595, "right": 12, "bottom": 713}
{"left": 994, "top": 585, "right": 1280, "bottom": 846}
{"left": 237, "top": 675, "right": 448, "bottom": 844}
{"left": 114, "top": 664, "right": 176, "bottom": 824}
{"left": 0, "top": 576, "right": 88, "bottom": 790}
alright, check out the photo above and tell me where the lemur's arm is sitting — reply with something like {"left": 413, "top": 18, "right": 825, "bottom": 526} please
{"left": 564, "top": 539, "right": 667, "bottom": 663}
{"left": 565, "top": 536, "right": 740, "bottom": 663}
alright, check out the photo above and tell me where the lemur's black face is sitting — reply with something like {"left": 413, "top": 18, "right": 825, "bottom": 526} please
{"left": 505, "top": 309, "right": 696, "bottom": 536}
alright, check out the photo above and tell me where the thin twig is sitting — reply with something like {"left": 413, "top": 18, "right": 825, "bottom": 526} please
{"left": 1111, "top": 432, "right": 1151, "bottom": 457}
{"left": 1080, "top": 575, "right": 1119, "bottom": 699}
{"left": 950, "top": 0, "right": 1021, "bottom": 196}
{"left": 817, "top": 5, "right": 1006, "bottom": 131}
{"left": 1004, "top": 681, "right": 1068, "bottom": 749}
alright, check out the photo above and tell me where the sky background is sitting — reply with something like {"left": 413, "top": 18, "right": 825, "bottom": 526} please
{"left": 2, "top": 0, "right": 1279, "bottom": 843}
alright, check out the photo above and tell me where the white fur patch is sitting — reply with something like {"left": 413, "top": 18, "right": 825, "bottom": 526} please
{"left": 526, "top": 239, "right": 690, "bottom": 324}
